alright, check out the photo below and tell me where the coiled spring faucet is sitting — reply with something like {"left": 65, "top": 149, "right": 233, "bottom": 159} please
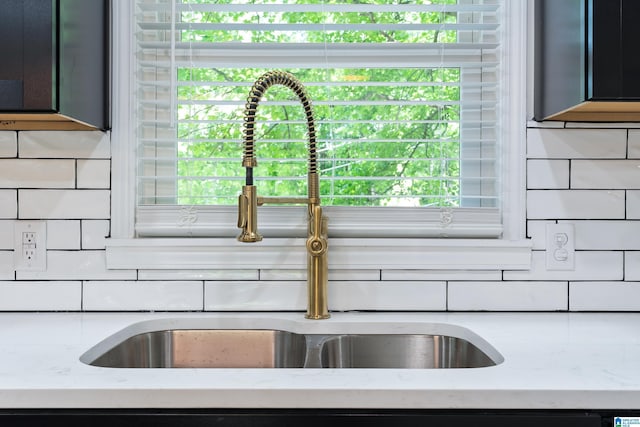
{"left": 237, "top": 71, "right": 329, "bottom": 320}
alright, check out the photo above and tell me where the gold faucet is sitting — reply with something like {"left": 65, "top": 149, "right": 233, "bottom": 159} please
{"left": 237, "top": 71, "right": 329, "bottom": 320}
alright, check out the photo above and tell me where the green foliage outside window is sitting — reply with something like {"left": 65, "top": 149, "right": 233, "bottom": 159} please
{"left": 174, "top": 0, "right": 464, "bottom": 208}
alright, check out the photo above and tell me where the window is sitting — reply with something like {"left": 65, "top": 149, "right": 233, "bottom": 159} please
{"left": 108, "top": 0, "right": 529, "bottom": 270}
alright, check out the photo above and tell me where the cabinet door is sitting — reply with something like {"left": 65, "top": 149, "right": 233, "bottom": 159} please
{"left": 0, "top": 410, "right": 603, "bottom": 427}
{"left": 0, "top": 0, "right": 54, "bottom": 111}
{"left": 58, "top": 0, "right": 110, "bottom": 129}
{"left": 0, "top": 0, "right": 25, "bottom": 109}
{"left": 591, "top": 0, "right": 640, "bottom": 99}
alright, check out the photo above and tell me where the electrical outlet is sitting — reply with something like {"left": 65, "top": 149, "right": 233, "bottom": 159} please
{"left": 545, "top": 223, "right": 575, "bottom": 271}
{"left": 23, "top": 232, "right": 35, "bottom": 245}
{"left": 23, "top": 244, "right": 36, "bottom": 260}
{"left": 14, "top": 221, "right": 46, "bottom": 271}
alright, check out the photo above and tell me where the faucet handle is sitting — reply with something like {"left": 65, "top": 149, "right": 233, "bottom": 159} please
{"left": 237, "top": 194, "right": 248, "bottom": 229}
{"left": 237, "top": 185, "right": 263, "bottom": 243}
{"left": 306, "top": 205, "right": 327, "bottom": 257}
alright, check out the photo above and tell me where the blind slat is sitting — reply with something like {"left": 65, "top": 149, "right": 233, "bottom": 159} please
{"left": 137, "top": 42, "right": 499, "bottom": 51}
{"left": 140, "top": 3, "right": 500, "bottom": 13}
{"left": 139, "top": 22, "right": 499, "bottom": 32}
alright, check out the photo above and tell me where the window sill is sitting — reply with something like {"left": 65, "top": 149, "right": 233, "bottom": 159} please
{"left": 105, "top": 237, "right": 532, "bottom": 271}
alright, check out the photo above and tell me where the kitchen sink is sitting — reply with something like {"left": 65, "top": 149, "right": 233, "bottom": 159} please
{"left": 320, "top": 334, "right": 496, "bottom": 368}
{"left": 86, "top": 329, "right": 307, "bottom": 368}
{"left": 81, "top": 322, "right": 502, "bottom": 369}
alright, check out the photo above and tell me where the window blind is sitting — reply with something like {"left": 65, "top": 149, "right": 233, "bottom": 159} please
{"left": 134, "top": 0, "right": 503, "bottom": 238}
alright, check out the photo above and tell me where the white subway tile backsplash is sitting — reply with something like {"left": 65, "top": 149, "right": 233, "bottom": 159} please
{"left": 0, "top": 125, "right": 637, "bottom": 313}
{"left": 0, "top": 251, "right": 14, "bottom": 279}
{"left": 331, "top": 281, "right": 446, "bottom": 311}
{"left": 527, "top": 128, "right": 627, "bottom": 159}
{"left": 527, "top": 160, "right": 569, "bottom": 189}
{"left": 205, "top": 281, "right": 306, "bottom": 311}
{"left": 46, "top": 220, "right": 81, "bottom": 249}
{"left": 19, "top": 190, "right": 110, "bottom": 219}
{"left": 627, "top": 191, "right": 640, "bottom": 219}
{"left": 0, "top": 281, "right": 81, "bottom": 311}
{"left": 204, "top": 281, "right": 446, "bottom": 311}
{"left": 81, "top": 220, "right": 110, "bottom": 249}
{"left": 0, "top": 190, "right": 17, "bottom": 218}
{"left": 565, "top": 122, "right": 640, "bottom": 128}
{"left": 625, "top": 252, "right": 640, "bottom": 281}
{"left": 77, "top": 160, "right": 110, "bottom": 189}
{"left": 260, "top": 269, "right": 380, "bottom": 281}
{"left": 527, "top": 190, "right": 625, "bottom": 219}
{"left": 569, "top": 220, "right": 640, "bottom": 250}
{"left": 626, "top": 190, "right": 640, "bottom": 219}
{"left": 258, "top": 269, "right": 310, "bottom": 281}
{"left": 0, "top": 221, "right": 13, "bottom": 250}
{"left": 16, "top": 250, "right": 136, "bottom": 281}
{"left": 83, "top": 281, "right": 203, "bottom": 311}
{"left": 19, "top": 131, "right": 110, "bottom": 159}
{"left": 570, "top": 282, "right": 640, "bottom": 311}
{"left": 571, "top": 160, "right": 640, "bottom": 189}
{"left": 627, "top": 130, "right": 640, "bottom": 158}
{"left": 0, "top": 132, "right": 17, "bottom": 157}
{"left": 448, "top": 281, "right": 568, "bottom": 311}
{"left": 503, "top": 250, "right": 623, "bottom": 281}
{"left": 0, "top": 159, "right": 75, "bottom": 188}
{"left": 381, "top": 269, "right": 501, "bottom": 281}
{"left": 329, "top": 270, "right": 381, "bottom": 281}
{"left": 526, "top": 120, "right": 565, "bottom": 129}
{"left": 140, "top": 269, "right": 259, "bottom": 281}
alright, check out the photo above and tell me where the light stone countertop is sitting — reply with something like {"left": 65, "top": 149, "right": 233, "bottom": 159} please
{"left": 1, "top": 311, "right": 639, "bottom": 409}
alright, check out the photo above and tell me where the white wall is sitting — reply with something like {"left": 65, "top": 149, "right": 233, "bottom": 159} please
{"left": 0, "top": 122, "right": 639, "bottom": 312}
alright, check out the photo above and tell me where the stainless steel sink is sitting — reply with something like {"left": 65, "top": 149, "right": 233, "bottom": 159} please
{"left": 82, "top": 324, "right": 501, "bottom": 369}
{"left": 319, "top": 334, "right": 496, "bottom": 368}
{"left": 86, "top": 329, "right": 307, "bottom": 368}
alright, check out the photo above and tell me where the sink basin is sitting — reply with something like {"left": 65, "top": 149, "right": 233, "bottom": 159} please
{"left": 86, "top": 329, "right": 307, "bottom": 368}
{"left": 320, "top": 334, "right": 496, "bottom": 368}
{"left": 81, "top": 321, "right": 502, "bottom": 369}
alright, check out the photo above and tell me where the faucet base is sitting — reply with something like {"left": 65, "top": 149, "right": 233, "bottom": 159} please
{"left": 305, "top": 313, "right": 331, "bottom": 320}
{"left": 237, "top": 232, "right": 263, "bottom": 243}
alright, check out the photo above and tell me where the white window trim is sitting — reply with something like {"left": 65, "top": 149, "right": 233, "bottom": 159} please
{"left": 107, "top": 1, "right": 531, "bottom": 271}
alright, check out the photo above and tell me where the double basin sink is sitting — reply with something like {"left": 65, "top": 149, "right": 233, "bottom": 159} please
{"left": 81, "top": 321, "right": 503, "bottom": 369}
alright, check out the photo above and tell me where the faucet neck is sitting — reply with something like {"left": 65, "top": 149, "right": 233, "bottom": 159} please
{"left": 241, "top": 71, "right": 319, "bottom": 203}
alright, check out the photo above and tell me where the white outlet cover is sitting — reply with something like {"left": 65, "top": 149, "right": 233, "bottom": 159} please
{"left": 14, "top": 221, "right": 47, "bottom": 271}
{"left": 545, "top": 223, "right": 575, "bottom": 271}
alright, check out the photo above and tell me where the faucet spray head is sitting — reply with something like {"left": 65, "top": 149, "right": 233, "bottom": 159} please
{"left": 237, "top": 185, "right": 262, "bottom": 243}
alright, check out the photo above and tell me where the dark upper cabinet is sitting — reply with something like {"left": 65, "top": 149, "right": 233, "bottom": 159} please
{"left": 534, "top": 0, "right": 640, "bottom": 122}
{"left": 0, "top": 0, "right": 110, "bottom": 130}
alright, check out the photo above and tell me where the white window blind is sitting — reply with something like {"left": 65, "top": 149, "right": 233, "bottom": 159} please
{"left": 133, "top": 0, "right": 504, "bottom": 238}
